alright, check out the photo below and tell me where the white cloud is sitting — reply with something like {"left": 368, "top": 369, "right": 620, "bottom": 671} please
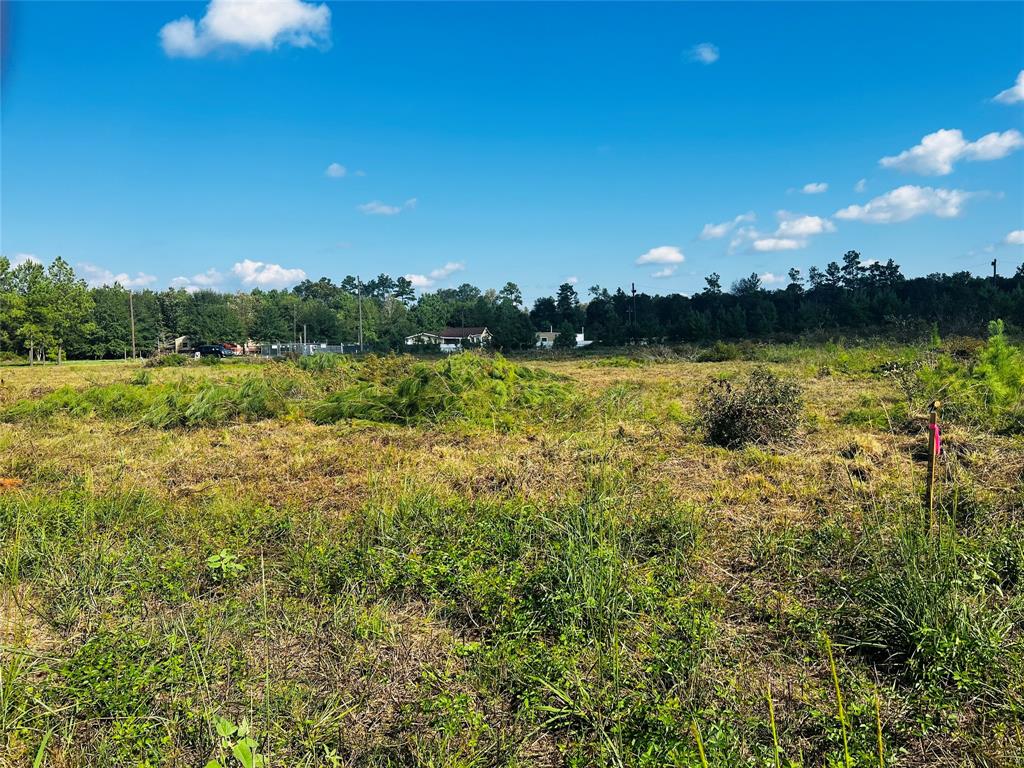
{"left": 994, "top": 71, "right": 1024, "bottom": 105}
{"left": 79, "top": 263, "right": 158, "bottom": 289}
{"left": 728, "top": 226, "right": 760, "bottom": 253}
{"left": 802, "top": 182, "right": 828, "bottom": 194}
{"left": 231, "top": 259, "right": 306, "bottom": 288}
{"left": 1005, "top": 230, "right": 1024, "bottom": 245}
{"left": 775, "top": 212, "right": 836, "bottom": 238}
{"left": 651, "top": 266, "right": 677, "bottom": 278}
{"left": 636, "top": 245, "right": 684, "bottom": 265}
{"left": 752, "top": 238, "right": 805, "bottom": 252}
{"left": 758, "top": 272, "right": 786, "bottom": 285}
{"left": 835, "top": 185, "right": 975, "bottom": 224}
{"left": 880, "top": 128, "right": 1024, "bottom": 176}
{"left": 565, "top": 276, "right": 579, "bottom": 285}
{"left": 170, "top": 268, "right": 225, "bottom": 292}
{"left": 357, "top": 198, "right": 417, "bottom": 216}
{"left": 700, "top": 212, "right": 756, "bottom": 240}
{"left": 161, "top": 0, "right": 331, "bottom": 58}
{"left": 404, "top": 261, "right": 465, "bottom": 289}
{"left": 854, "top": 178, "right": 867, "bottom": 193}
{"left": 10, "top": 253, "right": 42, "bottom": 267}
{"left": 689, "top": 43, "right": 719, "bottom": 64}
{"left": 404, "top": 274, "right": 433, "bottom": 289}
{"left": 325, "top": 162, "right": 346, "bottom": 178}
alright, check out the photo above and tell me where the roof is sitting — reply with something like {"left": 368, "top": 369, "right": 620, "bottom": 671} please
{"left": 535, "top": 331, "right": 557, "bottom": 340}
{"left": 439, "top": 327, "right": 488, "bottom": 338}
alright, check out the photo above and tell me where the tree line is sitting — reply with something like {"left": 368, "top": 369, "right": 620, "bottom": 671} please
{"left": 1, "top": 252, "right": 1022, "bottom": 361}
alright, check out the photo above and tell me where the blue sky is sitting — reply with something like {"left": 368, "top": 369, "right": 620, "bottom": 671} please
{"left": 2, "top": 1, "right": 1023, "bottom": 300}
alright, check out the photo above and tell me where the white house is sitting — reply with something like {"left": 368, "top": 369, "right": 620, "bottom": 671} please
{"left": 535, "top": 330, "right": 592, "bottom": 349}
{"left": 406, "top": 326, "right": 492, "bottom": 352}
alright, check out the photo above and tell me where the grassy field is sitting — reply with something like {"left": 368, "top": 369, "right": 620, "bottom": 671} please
{"left": 1, "top": 343, "right": 1021, "bottom": 767}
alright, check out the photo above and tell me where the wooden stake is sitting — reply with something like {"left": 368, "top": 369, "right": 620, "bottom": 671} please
{"left": 925, "top": 400, "right": 941, "bottom": 528}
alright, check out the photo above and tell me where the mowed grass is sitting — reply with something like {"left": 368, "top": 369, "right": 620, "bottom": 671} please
{"left": 0, "top": 345, "right": 1022, "bottom": 767}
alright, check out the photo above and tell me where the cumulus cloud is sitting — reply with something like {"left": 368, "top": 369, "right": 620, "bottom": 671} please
{"left": 79, "top": 263, "right": 158, "bottom": 289}
{"left": 232, "top": 259, "right": 306, "bottom": 288}
{"left": 636, "top": 246, "right": 684, "bottom": 265}
{"left": 170, "top": 268, "right": 225, "bottom": 292}
{"left": 651, "top": 266, "right": 677, "bottom": 278}
{"left": 994, "top": 71, "right": 1024, "bottom": 105}
{"left": 759, "top": 272, "right": 786, "bottom": 285}
{"left": 688, "top": 43, "right": 719, "bottom": 64}
{"left": 880, "top": 128, "right": 1024, "bottom": 175}
{"left": 700, "top": 212, "right": 756, "bottom": 240}
{"left": 1005, "top": 230, "right": 1024, "bottom": 245}
{"left": 752, "top": 238, "right": 805, "bottom": 252}
{"left": 835, "top": 185, "right": 975, "bottom": 224}
{"left": 403, "top": 261, "right": 465, "bottom": 289}
{"left": 854, "top": 178, "right": 867, "bottom": 193}
{"left": 357, "top": 198, "right": 417, "bottom": 216}
{"left": 775, "top": 212, "right": 836, "bottom": 238}
{"left": 160, "top": 0, "right": 331, "bottom": 58}
{"left": 802, "top": 182, "right": 828, "bottom": 194}
{"left": 325, "top": 162, "right": 346, "bottom": 178}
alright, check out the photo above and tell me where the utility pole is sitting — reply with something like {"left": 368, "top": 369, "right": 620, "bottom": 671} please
{"left": 992, "top": 259, "right": 998, "bottom": 279}
{"left": 303, "top": 323, "right": 307, "bottom": 346}
{"left": 129, "top": 290, "right": 137, "bottom": 360}
{"left": 631, "top": 282, "right": 637, "bottom": 342}
{"left": 357, "top": 275, "right": 364, "bottom": 353}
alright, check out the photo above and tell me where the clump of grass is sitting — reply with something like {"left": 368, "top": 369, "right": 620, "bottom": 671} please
{"left": 4, "top": 374, "right": 297, "bottom": 428}
{"left": 294, "top": 353, "right": 344, "bottom": 373}
{"left": 917, "top": 319, "right": 1023, "bottom": 432}
{"left": 831, "top": 510, "right": 1021, "bottom": 701}
{"left": 696, "top": 366, "right": 803, "bottom": 448}
{"left": 310, "top": 352, "right": 579, "bottom": 429}
{"left": 582, "top": 356, "right": 644, "bottom": 369}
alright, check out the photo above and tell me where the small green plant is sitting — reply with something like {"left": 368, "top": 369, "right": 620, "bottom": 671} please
{"left": 129, "top": 369, "right": 151, "bottom": 386}
{"left": 207, "top": 549, "right": 245, "bottom": 581}
{"left": 917, "top": 319, "right": 1024, "bottom": 431}
{"left": 697, "top": 366, "right": 803, "bottom": 448}
{"left": 206, "top": 716, "right": 265, "bottom": 768}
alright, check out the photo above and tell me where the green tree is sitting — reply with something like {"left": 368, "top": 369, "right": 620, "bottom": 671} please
{"left": 553, "top": 321, "right": 577, "bottom": 349}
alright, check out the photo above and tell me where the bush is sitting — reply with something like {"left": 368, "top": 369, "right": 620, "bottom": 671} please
{"left": 696, "top": 366, "right": 803, "bottom": 448}
{"left": 917, "top": 320, "right": 1024, "bottom": 432}
{"left": 695, "top": 341, "right": 740, "bottom": 363}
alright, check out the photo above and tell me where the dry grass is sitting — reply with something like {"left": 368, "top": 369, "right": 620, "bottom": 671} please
{"left": 1, "top": 350, "right": 1021, "bottom": 766}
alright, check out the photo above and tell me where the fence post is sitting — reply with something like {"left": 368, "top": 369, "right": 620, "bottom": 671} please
{"left": 925, "top": 400, "right": 941, "bottom": 528}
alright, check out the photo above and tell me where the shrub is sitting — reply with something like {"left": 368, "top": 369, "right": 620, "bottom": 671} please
{"left": 917, "top": 319, "right": 1023, "bottom": 432}
{"left": 696, "top": 366, "right": 803, "bottom": 448}
{"left": 695, "top": 341, "right": 740, "bottom": 363}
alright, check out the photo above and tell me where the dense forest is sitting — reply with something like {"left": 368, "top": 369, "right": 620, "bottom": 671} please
{"left": 2, "top": 251, "right": 1022, "bottom": 360}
